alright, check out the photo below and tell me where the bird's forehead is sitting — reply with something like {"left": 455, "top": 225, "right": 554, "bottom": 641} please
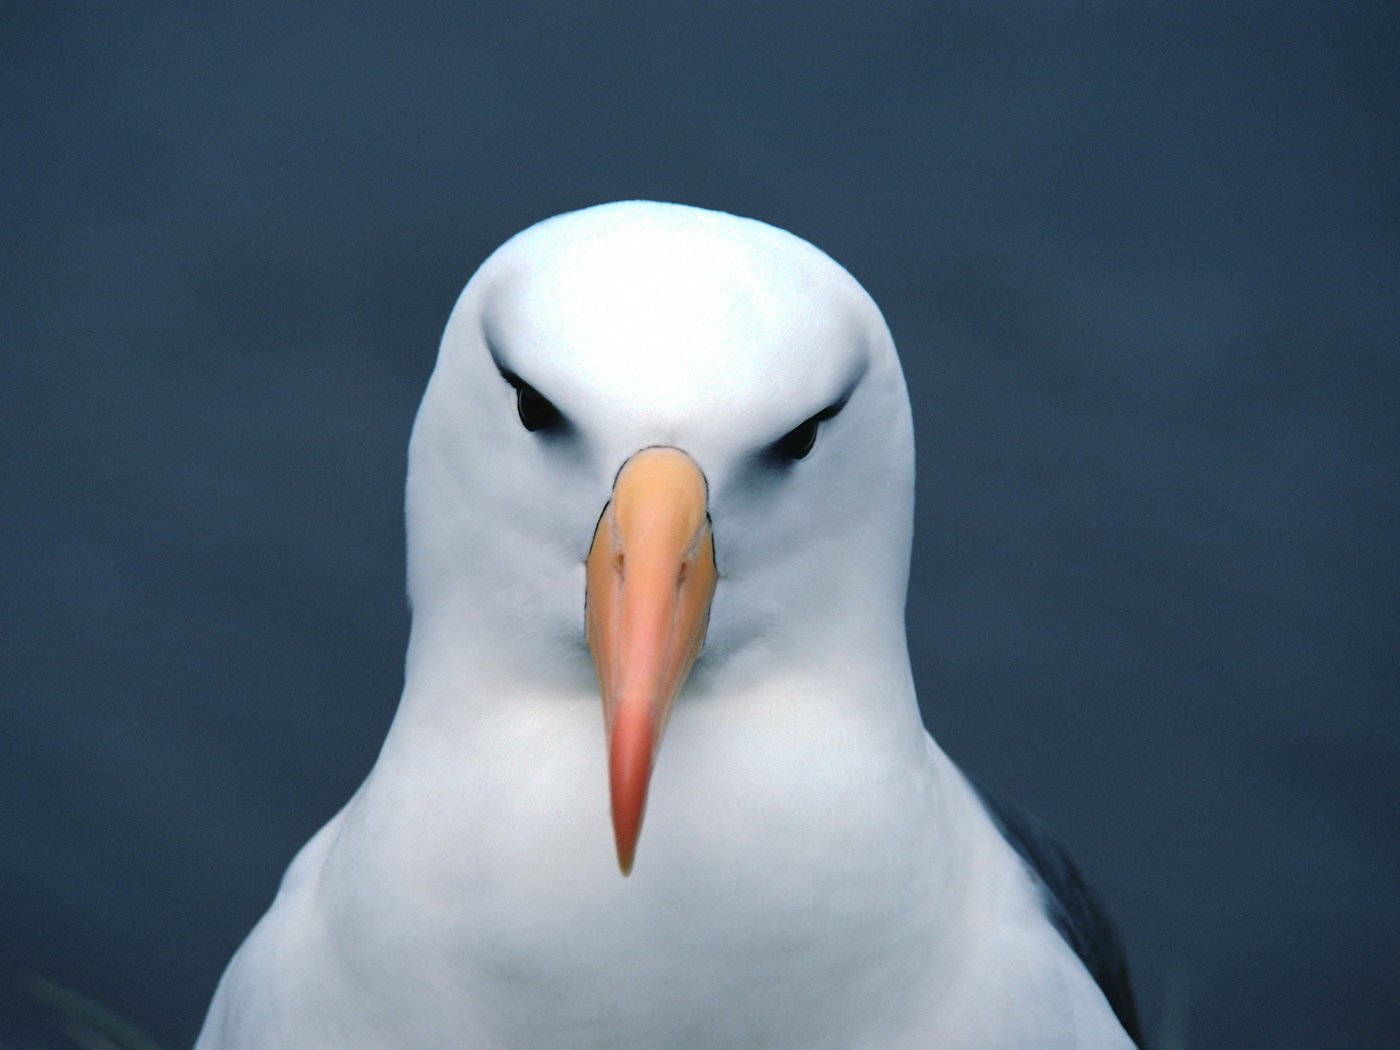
{"left": 478, "top": 207, "right": 869, "bottom": 428}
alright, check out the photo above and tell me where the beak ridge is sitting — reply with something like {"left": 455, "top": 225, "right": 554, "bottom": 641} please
{"left": 585, "top": 447, "right": 716, "bottom": 875}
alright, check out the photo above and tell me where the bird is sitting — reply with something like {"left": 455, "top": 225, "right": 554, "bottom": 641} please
{"left": 197, "top": 201, "right": 1142, "bottom": 1048}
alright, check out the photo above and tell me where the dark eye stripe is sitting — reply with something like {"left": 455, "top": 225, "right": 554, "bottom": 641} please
{"left": 773, "top": 417, "right": 820, "bottom": 460}
{"left": 770, "top": 398, "right": 847, "bottom": 462}
{"left": 500, "top": 370, "right": 565, "bottom": 433}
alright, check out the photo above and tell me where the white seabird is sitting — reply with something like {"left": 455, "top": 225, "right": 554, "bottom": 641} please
{"left": 198, "top": 201, "right": 1141, "bottom": 1048}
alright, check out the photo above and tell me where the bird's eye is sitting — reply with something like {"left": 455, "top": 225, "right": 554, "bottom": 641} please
{"left": 503, "top": 372, "right": 565, "bottom": 433}
{"left": 773, "top": 417, "right": 820, "bottom": 460}
{"left": 516, "top": 384, "right": 562, "bottom": 432}
{"left": 770, "top": 399, "right": 846, "bottom": 462}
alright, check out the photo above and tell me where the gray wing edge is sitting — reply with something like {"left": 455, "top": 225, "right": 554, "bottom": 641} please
{"left": 974, "top": 783, "right": 1145, "bottom": 1048}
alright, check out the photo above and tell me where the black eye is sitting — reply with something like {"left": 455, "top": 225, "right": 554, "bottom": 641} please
{"left": 769, "top": 399, "right": 846, "bottom": 463}
{"left": 773, "top": 417, "right": 820, "bottom": 460}
{"left": 503, "top": 372, "right": 564, "bottom": 433}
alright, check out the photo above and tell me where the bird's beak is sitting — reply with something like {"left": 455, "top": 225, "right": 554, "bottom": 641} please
{"left": 586, "top": 447, "right": 716, "bottom": 876}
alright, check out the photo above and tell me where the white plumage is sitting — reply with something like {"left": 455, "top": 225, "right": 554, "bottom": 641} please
{"left": 198, "top": 201, "right": 1136, "bottom": 1048}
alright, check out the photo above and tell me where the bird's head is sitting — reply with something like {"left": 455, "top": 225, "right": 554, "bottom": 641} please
{"left": 404, "top": 201, "right": 914, "bottom": 873}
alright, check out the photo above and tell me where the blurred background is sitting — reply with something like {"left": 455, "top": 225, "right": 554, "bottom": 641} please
{"left": 3, "top": 3, "right": 1396, "bottom": 1047}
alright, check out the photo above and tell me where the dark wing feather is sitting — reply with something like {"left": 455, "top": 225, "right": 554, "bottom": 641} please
{"left": 975, "top": 784, "right": 1145, "bottom": 1047}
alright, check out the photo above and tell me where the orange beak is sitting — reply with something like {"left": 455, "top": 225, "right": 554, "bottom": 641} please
{"left": 585, "top": 447, "right": 717, "bottom": 875}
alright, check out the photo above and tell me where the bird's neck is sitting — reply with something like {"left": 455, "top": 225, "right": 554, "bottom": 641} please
{"left": 344, "top": 657, "right": 997, "bottom": 1046}
{"left": 390, "top": 612, "right": 929, "bottom": 794}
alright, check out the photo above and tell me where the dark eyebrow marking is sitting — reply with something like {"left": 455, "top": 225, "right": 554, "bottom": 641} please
{"left": 771, "top": 357, "right": 866, "bottom": 440}
{"left": 764, "top": 360, "right": 865, "bottom": 464}
{"left": 498, "top": 367, "right": 569, "bottom": 434}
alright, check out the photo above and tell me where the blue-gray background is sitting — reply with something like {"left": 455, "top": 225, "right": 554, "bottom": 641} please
{"left": 3, "top": 3, "right": 1396, "bottom": 1047}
